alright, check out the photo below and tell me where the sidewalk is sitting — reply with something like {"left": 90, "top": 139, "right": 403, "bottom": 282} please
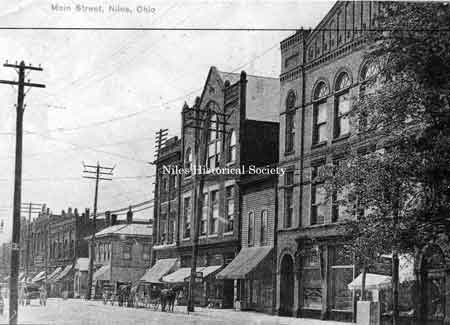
{"left": 186, "top": 306, "right": 353, "bottom": 325}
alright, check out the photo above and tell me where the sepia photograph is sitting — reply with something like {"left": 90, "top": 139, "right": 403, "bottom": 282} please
{"left": 0, "top": 1, "right": 449, "bottom": 324}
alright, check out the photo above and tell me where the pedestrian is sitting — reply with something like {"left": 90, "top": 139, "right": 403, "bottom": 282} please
{"left": 0, "top": 286, "right": 4, "bottom": 315}
{"left": 39, "top": 285, "right": 47, "bottom": 306}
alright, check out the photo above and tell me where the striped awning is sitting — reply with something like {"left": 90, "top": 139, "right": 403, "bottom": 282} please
{"left": 216, "top": 247, "right": 272, "bottom": 280}
{"left": 47, "top": 267, "right": 62, "bottom": 281}
{"left": 54, "top": 265, "right": 73, "bottom": 281}
{"left": 31, "top": 271, "right": 46, "bottom": 283}
{"left": 93, "top": 265, "right": 110, "bottom": 281}
{"left": 140, "top": 258, "right": 177, "bottom": 284}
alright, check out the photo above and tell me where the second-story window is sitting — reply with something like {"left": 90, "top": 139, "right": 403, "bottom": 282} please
{"left": 225, "top": 186, "right": 234, "bottom": 232}
{"left": 285, "top": 91, "right": 296, "bottom": 153}
{"left": 227, "top": 130, "right": 236, "bottom": 163}
{"left": 185, "top": 147, "right": 192, "bottom": 177}
{"left": 122, "top": 244, "right": 131, "bottom": 260}
{"left": 210, "top": 190, "right": 219, "bottom": 234}
{"left": 207, "top": 110, "right": 221, "bottom": 169}
{"left": 159, "top": 213, "right": 167, "bottom": 243}
{"left": 313, "top": 82, "right": 329, "bottom": 145}
{"left": 248, "top": 211, "right": 254, "bottom": 246}
{"left": 183, "top": 197, "right": 191, "bottom": 238}
{"left": 284, "top": 171, "right": 294, "bottom": 228}
{"left": 201, "top": 193, "right": 208, "bottom": 235}
{"left": 260, "top": 210, "right": 268, "bottom": 245}
{"left": 359, "top": 61, "right": 379, "bottom": 130}
{"left": 142, "top": 244, "right": 151, "bottom": 261}
{"left": 168, "top": 219, "right": 175, "bottom": 244}
{"left": 311, "top": 164, "right": 326, "bottom": 225}
{"left": 334, "top": 72, "right": 351, "bottom": 138}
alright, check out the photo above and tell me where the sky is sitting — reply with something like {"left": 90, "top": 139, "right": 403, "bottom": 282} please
{"left": 0, "top": 0, "right": 335, "bottom": 243}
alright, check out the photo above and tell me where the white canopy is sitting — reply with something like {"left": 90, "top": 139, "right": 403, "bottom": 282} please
{"left": 348, "top": 273, "right": 392, "bottom": 290}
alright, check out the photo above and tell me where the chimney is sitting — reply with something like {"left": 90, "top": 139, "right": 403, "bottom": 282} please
{"left": 85, "top": 208, "right": 90, "bottom": 223}
{"left": 105, "top": 211, "right": 111, "bottom": 227}
{"left": 111, "top": 214, "right": 118, "bottom": 226}
{"left": 126, "top": 206, "right": 133, "bottom": 224}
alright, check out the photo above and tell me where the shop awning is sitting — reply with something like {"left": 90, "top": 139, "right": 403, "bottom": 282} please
{"left": 140, "top": 258, "right": 177, "bottom": 284}
{"left": 54, "top": 265, "right": 73, "bottom": 281}
{"left": 162, "top": 267, "right": 192, "bottom": 284}
{"left": 348, "top": 273, "right": 392, "bottom": 291}
{"left": 31, "top": 271, "right": 46, "bottom": 283}
{"left": 184, "top": 265, "right": 223, "bottom": 281}
{"left": 200, "top": 265, "right": 223, "bottom": 278}
{"left": 216, "top": 247, "right": 272, "bottom": 280}
{"left": 93, "top": 264, "right": 110, "bottom": 281}
{"left": 47, "top": 267, "right": 62, "bottom": 281}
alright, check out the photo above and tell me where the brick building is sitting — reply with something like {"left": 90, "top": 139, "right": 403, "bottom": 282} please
{"left": 152, "top": 136, "right": 181, "bottom": 262}
{"left": 152, "top": 66, "right": 279, "bottom": 308}
{"left": 90, "top": 214, "right": 152, "bottom": 297}
{"left": 276, "top": 1, "right": 450, "bottom": 324}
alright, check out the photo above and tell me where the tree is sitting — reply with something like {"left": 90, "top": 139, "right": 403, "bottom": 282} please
{"left": 327, "top": 3, "right": 450, "bottom": 324}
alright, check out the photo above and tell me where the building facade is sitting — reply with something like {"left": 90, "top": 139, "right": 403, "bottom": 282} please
{"left": 152, "top": 136, "right": 181, "bottom": 262}
{"left": 152, "top": 66, "right": 279, "bottom": 308}
{"left": 217, "top": 174, "right": 278, "bottom": 314}
{"left": 90, "top": 216, "right": 153, "bottom": 297}
{"left": 276, "top": 2, "right": 450, "bottom": 324}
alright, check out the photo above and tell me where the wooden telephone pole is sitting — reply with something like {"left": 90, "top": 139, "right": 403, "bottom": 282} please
{"left": 82, "top": 162, "right": 114, "bottom": 300}
{"left": 183, "top": 101, "right": 229, "bottom": 312}
{"left": 0, "top": 61, "right": 45, "bottom": 325}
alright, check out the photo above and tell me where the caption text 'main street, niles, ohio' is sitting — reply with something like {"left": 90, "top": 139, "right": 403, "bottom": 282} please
{"left": 51, "top": 3, "right": 156, "bottom": 14}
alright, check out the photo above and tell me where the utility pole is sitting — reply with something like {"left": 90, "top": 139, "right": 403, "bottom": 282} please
{"left": 0, "top": 60, "right": 45, "bottom": 325}
{"left": 152, "top": 129, "right": 168, "bottom": 247}
{"left": 20, "top": 202, "right": 43, "bottom": 280}
{"left": 82, "top": 162, "right": 114, "bottom": 300}
{"left": 183, "top": 100, "right": 229, "bottom": 313}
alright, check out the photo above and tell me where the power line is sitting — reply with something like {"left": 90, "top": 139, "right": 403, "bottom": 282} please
{"left": 24, "top": 130, "right": 150, "bottom": 163}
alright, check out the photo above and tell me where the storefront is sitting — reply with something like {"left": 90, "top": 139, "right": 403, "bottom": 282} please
{"left": 53, "top": 264, "right": 74, "bottom": 298}
{"left": 217, "top": 246, "right": 274, "bottom": 314}
{"left": 295, "top": 243, "right": 354, "bottom": 322}
{"left": 74, "top": 258, "right": 89, "bottom": 299}
{"left": 162, "top": 265, "right": 224, "bottom": 307}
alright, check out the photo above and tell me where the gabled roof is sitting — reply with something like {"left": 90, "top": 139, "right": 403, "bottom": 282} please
{"left": 215, "top": 68, "right": 280, "bottom": 122}
{"left": 94, "top": 223, "right": 153, "bottom": 238}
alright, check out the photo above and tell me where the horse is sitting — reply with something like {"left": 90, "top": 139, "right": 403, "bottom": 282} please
{"left": 160, "top": 286, "right": 182, "bottom": 312}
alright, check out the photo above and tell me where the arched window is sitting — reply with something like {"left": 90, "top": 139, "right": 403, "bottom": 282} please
{"left": 206, "top": 103, "right": 222, "bottom": 169}
{"left": 285, "top": 91, "right": 296, "bottom": 153}
{"left": 359, "top": 61, "right": 379, "bottom": 130}
{"left": 334, "top": 72, "right": 351, "bottom": 138}
{"left": 260, "top": 210, "right": 268, "bottom": 245}
{"left": 360, "top": 61, "right": 378, "bottom": 85}
{"left": 313, "top": 82, "right": 329, "bottom": 144}
{"left": 185, "top": 147, "right": 192, "bottom": 177}
{"left": 248, "top": 212, "right": 254, "bottom": 246}
{"left": 227, "top": 130, "right": 236, "bottom": 163}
